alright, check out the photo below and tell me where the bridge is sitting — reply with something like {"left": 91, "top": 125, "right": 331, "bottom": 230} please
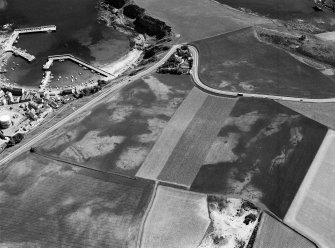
{"left": 12, "top": 47, "right": 35, "bottom": 62}
{"left": 45, "top": 54, "right": 112, "bottom": 77}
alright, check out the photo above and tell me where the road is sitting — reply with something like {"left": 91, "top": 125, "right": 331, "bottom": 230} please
{"left": 189, "top": 45, "right": 335, "bottom": 103}
{"left": 0, "top": 45, "right": 179, "bottom": 167}
{"left": 4, "top": 42, "right": 335, "bottom": 167}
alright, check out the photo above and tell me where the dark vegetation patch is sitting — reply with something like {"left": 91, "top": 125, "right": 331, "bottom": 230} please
{"left": 133, "top": 15, "right": 172, "bottom": 39}
{"left": 105, "top": 0, "right": 129, "bottom": 9}
{"left": 191, "top": 98, "right": 327, "bottom": 218}
{"left": 104, "top": 0, "right": 171, "bottom": 39}
{"left": 123, "top": 4, "right": 145, "bottom": 19}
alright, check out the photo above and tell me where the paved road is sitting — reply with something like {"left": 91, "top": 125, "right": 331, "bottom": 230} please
{"left": 4, "top": 42, "right": 335, "bottom": 167}
{"left": 0, "top": 45, "right": 179, "bottom": 167}
{"left": 189, "top": 45, "right": 335, "bottom": 103}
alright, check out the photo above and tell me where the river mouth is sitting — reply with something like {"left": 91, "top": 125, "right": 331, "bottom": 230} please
{"left": 0, "top": 0, "right": 130, "bottom": 88}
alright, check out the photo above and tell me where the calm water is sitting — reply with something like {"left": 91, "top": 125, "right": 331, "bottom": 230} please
{"left": 0, "top": 0, "right": 130, "bottom": 87}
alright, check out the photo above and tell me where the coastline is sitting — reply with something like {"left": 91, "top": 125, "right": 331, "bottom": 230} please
{"left": 101, "top": 49, "right": 142, "bottom": 78}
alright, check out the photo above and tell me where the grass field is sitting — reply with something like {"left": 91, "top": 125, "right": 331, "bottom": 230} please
{"left": 134, "top": 0, "right": 269, "bottom": 42}
{"left": 37, "top": 73, "right": 193, "bottom": 176}
{"left": 192, "top": 27, "right": 335, "bottom": 98}
{"left": 254, "top": 213, "right": 317, "bottom": 248}
{"left": 157, "top": 95, "right": 237, "bottom": 188}
{"left": 140, "top": 186, "right": 210, "bottom": 248}
{"left": 136, "top": 87, "right": 207, "bottom": 181}
{"left": 277, "top": 100, "right": 335, "bottom": 130}
{"left": 0, "top": 152, "right": 153, "bottom": 247}
{"left": 190, "top": 98, "right": 327, "bottom": 218}
{"left": 284, "top": 130, "right": 335, "bottom": 248}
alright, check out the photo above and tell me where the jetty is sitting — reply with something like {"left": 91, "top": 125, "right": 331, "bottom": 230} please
{"left": 3, "top": 25, "right": 56, "bottom": 62}
{"left": 12, "top": 47, "right": 35, "bottom": 62}
{"left": 44, "top": 54, "right": 111, "bottom": 77}
{"left": 40, "top": 71, "right": 52, "bottom": 89}
{"left": 14, "top": 25, "right": 56, "bottom": 34}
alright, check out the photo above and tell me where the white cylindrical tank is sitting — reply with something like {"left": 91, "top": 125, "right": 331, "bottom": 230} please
{"left": 0, "top": 115, "right": 11, "bottom": 129}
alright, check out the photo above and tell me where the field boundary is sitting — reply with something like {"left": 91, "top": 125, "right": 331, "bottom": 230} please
{"left": 136, "top": 182, "right": 158, "bottom": 248}
{"left": 284, "top": 129, "right": 334, "bottom": 248}
{"left": 136, "top": 87, "right": 208, "bottom": 181}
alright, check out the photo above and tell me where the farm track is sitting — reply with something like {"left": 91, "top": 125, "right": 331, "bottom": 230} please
{"left": 32, "top": 150, "right": 136, "bottom": 180}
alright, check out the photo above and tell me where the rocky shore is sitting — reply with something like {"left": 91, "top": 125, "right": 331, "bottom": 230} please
{"left": 97, "top": 0, "right": 173, "bottom": 66}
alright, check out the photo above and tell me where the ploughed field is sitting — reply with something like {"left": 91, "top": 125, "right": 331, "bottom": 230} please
{"left": 137, "top": 86, "right": 327, "bottom": 219}
{"left": 284, "top": 130, "right": 335, "bottom": 248}
{"left": 191, "top": 97, "right": 327, "bottom": 218}
{"left": 0, "top": 152, "right": 153, "bottom": 247}
{"left": 253, "top": 213, "right": 317, "bottom": 248}
{"left": 192, "top": 27, "right": 335, "bottom": 98}
{"left": 36, "top": 73, "right": 193, "bottom": 176}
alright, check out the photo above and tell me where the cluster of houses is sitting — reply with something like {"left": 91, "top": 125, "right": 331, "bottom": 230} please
{"left": 156, "top": 45, "right": 193, "bottom": 75}
{"left": 0, "top": 79, "right": 107, "bottom": 154}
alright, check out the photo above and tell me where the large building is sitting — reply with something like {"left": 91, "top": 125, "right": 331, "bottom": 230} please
{"left": 0, "top": 115, "right": 11, "bottom": 129}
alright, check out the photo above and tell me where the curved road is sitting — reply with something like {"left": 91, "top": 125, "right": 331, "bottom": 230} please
{"left": 0, "top": 45, "right": 179, "bottom": 167}
{"left": 189, "top": 45, "right": 335, "bottom": 103}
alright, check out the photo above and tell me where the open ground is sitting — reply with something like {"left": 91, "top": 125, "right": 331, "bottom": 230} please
{"left": 0, "top": 152, "right": 153, "bottom": 247}
{"left": 284, "top": 129, "right": 335, "bottom": 248}
{"left": 192, "top": 27, "right": 335, "bottom": 98}
{"left": 253, "top": 213, "right": 317, "bottom": 248}
{"left": 140, "top": 186, "right": 210, "bottom": 248}
{"left": 277, "top": 100, "right": 335, "bottom": 130}
{"left": 188, "top": 97, "right": 326, "bottom": 218}
{"left": 36, "top": 73, "right": 193, "bottom": 176}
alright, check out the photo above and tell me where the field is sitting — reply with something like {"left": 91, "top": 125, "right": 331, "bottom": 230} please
{"left": 253, "top": 213, "right": 317, "bottom": 248}
{"left": 284, "top": 130, "right": 335, "bottom": 248}
{"left": 0, "top": 152, "right": 153, "bottom": 247}
{"left": 136, "top": 87, "right": 208, "bottom": 181}
{"left": 134, "top": 0, "right": 269, "bottom": 42}
{"left": 192, "top": 27, "right": 335, "bottom": 98}
{"left": 190, "top": 97, "right": 327, "bottom": 218}
{"left": 277, "top": 100, "right": 335, "bottom": 130}
{"left": 36, "top": 73, "right": 193, "bottom": 176}
{"left": 157, "top": 95, "right": 237, "bottom": 188}
{"left": 140, "top": 186, "right": 210, "bottom": 248}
